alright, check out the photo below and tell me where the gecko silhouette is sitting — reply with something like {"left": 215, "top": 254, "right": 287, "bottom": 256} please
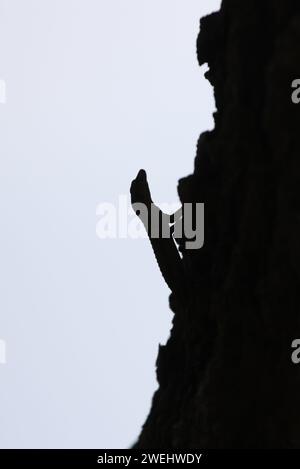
{"left": 130, "top": 169, "right": 186, "bottom": 302}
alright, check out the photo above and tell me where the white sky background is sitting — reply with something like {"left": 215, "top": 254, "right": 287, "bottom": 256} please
{"left": 0, "top": 0, "right": 221, "bottom": 449}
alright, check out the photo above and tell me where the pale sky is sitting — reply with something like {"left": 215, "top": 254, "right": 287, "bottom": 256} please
{"left": 0, "top": 0, "right": 221, "bottom": 448}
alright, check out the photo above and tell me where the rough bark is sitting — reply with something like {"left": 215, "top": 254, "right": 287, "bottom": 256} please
{"left": 135, "top": 0, "right": 300, "bottom": 449}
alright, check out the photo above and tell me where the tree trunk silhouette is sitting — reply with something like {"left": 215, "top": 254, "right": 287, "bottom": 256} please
{"left": 134, "top": 0, "right": 300, "bottom": 449}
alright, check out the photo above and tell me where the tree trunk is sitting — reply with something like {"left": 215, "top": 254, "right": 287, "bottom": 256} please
{"left": 134, "top": 0, "right": 300, "bottom": 449}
